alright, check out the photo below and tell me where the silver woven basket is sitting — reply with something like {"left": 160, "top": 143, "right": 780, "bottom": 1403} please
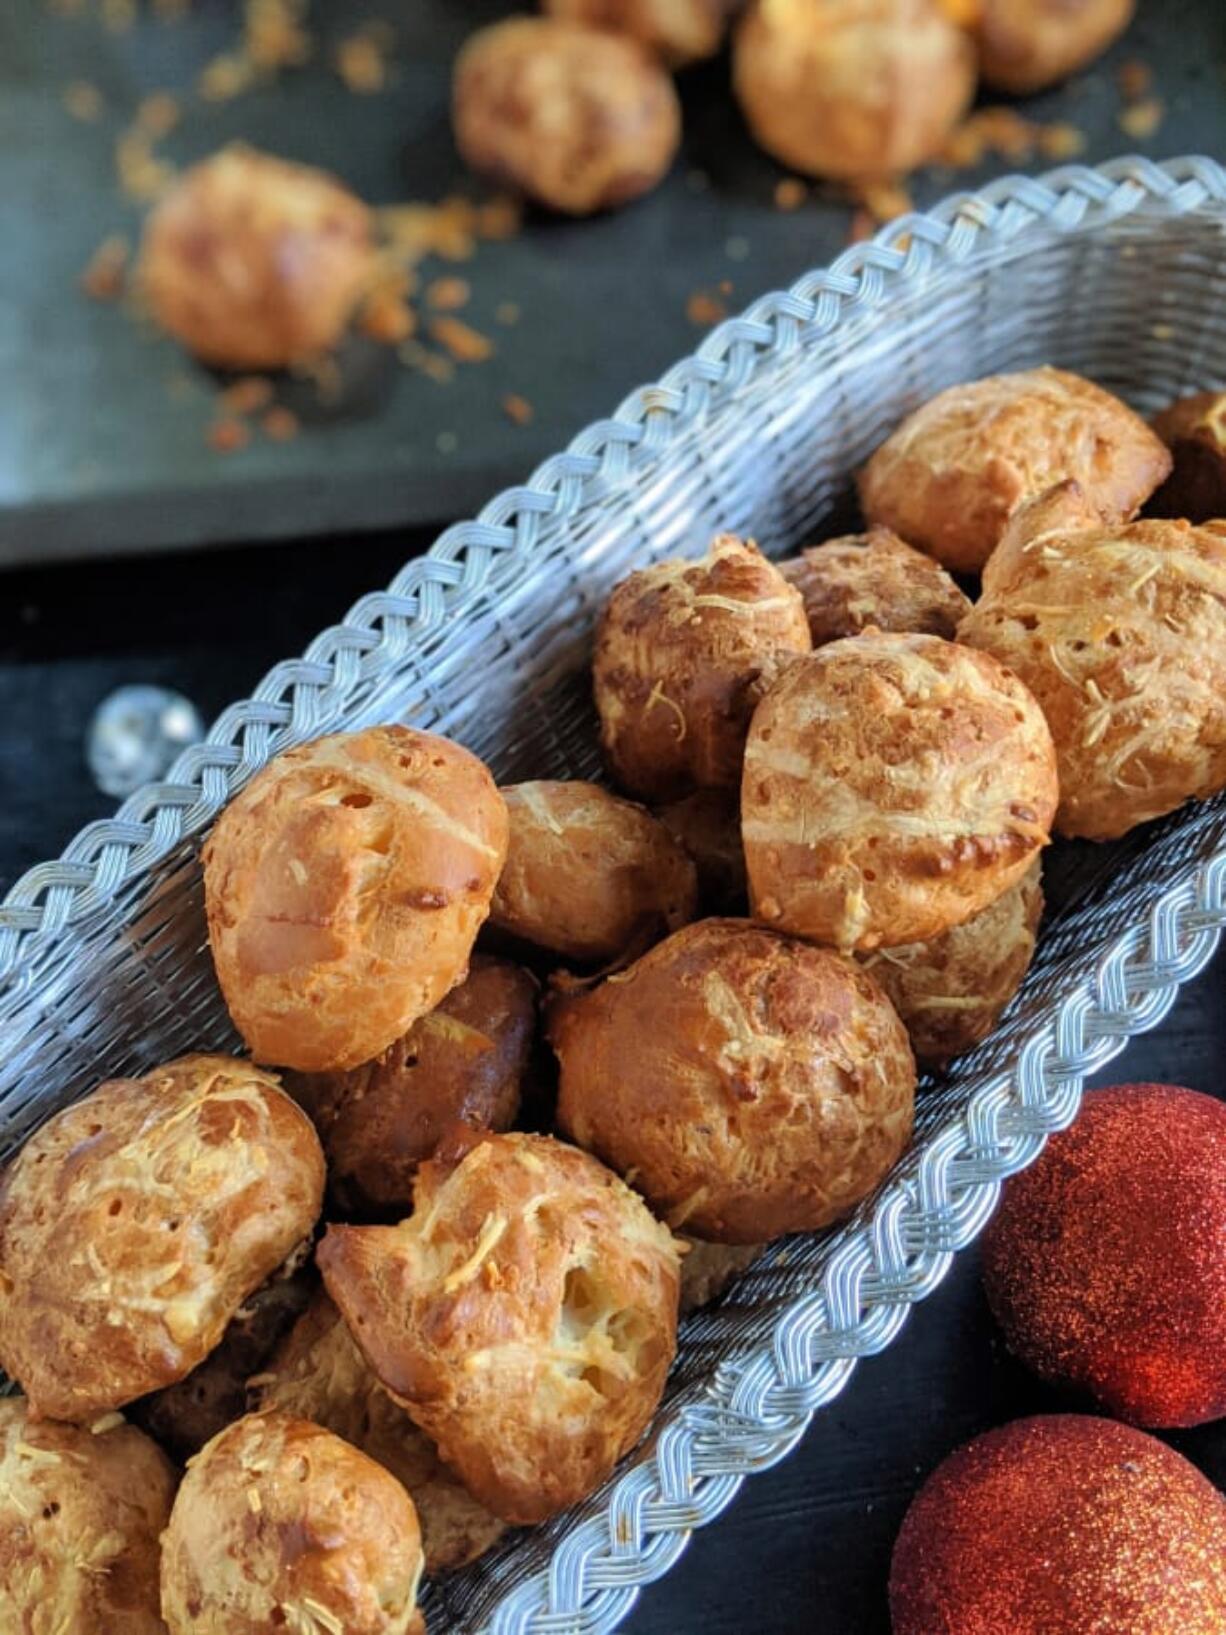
{"left": 3, "top": 154, "right": 1226, "bottom": 1634}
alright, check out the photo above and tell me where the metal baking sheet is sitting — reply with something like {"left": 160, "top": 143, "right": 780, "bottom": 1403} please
{"left": 0, "top": 0, "right": 1221, "bottom": 566}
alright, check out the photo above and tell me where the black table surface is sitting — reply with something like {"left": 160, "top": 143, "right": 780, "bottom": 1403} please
{"left": 1, "top": 530, "right": 1223, "bottom": 1634}
{"left": 3, "top": 0, "right": 1224, "bottom": 565}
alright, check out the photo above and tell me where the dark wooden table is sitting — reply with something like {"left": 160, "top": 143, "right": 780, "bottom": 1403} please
{"left": 1, "top": 531, "right": 1222, "bottom": 1634}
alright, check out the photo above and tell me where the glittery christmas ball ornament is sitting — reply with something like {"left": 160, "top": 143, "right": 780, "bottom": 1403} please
{"left": 889, "top": 1415, "right": 1226, "bottom": 1635}
{"left": 982, "top": 1082, "right": 1226, "bottom": 1427}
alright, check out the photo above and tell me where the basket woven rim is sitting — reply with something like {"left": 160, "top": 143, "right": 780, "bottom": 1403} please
{"left": 1, "top": 154, "right": 1225, "bottom": 1635}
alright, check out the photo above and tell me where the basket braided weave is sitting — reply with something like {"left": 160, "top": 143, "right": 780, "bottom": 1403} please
{"left": 2, "top": 155, "right": 1226, "bottom": 1634}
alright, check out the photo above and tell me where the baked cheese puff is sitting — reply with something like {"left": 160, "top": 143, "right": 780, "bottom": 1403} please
{"left": 1149, "top": 389, "right": 1226, "bottom": 523}
{"left": 140, "top": 145, "right": 374, "bottom": 370}
{"left": 254, "top": 1291, "right": 507, "bottom": 1574}
{"left": 553, "top": 918, "right": 915, "bottom": 1241}
{"left": 0, "top": 1054, "right": 323, "bottom": 1422}
{"left": 453, "top": 17, "right": 681, "bottom": 215}
{"left": 961, "top": 501, "right": 1226, "bottom": 840}
{"left": 742, "top": 633, "right": 1057, "bottom": 950}
{"left": 858, "top": 860, "right": 1043, "bottom": 1067}
{"left": 491, "top": 781, "right": 698, "bottom": 962}
{"left": 543, "top": 0, "right": 736, "bottom": 63}
{"left": 975, "top": 0, "right": 1135, "bottom": 94}
{"left": 283, "top": 955, "right": 537, "bottom": 1219}
{"left": 779, "top": 527, "right": 971, "bottom": 646}
{"left": 160, "top": 1411, "right": 425, "bottom": 1635}
{"left": 0, "top": 1398, "right": 176, "bottom": 1635}
{"left": 594, "top": 533, "right": 810, "bottom": 802}
{"left": 318, "top": 1132, "right": 681, "bottom": 1524}
{"left": 203, "top": 724, "right": 508, "bottom": 1073}
{"left": 733, "top": 0, "right": 975, "bottom": 182}
{"left": 859, "top": 368, "right": 1171, "bottom": 574}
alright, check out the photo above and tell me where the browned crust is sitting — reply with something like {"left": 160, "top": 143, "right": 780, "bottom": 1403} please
{"left": 975, "top": 0, "right": 1136, "bottom": 94}
{"left": 139, "top": 144, "right": 375, "bottom": 370}
{"left": 859, "top": 368, "right": 1171, "bottom": 574}
{"left": 858, "top": 859, "right": 1043, "bottom": 1066}
{"left": 317, "top": 1131, "right": 681, "bottom": 1524}
{"left": 0, "top": 1398, "right": 176, "bottom": 1635}
{"left": 284, "top": 955, "right": 538, "bottom": 1219}
{"left": 1149, "top": 390, "right": 1226, "bottom": 523}
{"left": 655, "top": 787, "right": 748, "bottom": 912}
{"left": 543, "top": 0, "right": 736, "bottom": 63}
{"left": 553, "top": 918, "right": 916, "bottom": 1242}
{"left": 960, "top": 504, "right": 1226, "bottom": 840}
{"left": 453, "top": 17, "right": 681, "bottom": 216}
{"left": 779, "top": 527, "right": 971, "bottom": 646}
{"left": 203, "top": 724, "right": 508, "bottom": 1073}
{"left": 491, "top": 781, "right": 698, "bottom": 962}
{"left": 159, "top": 1411, "right": 425, "bottom": 1635}
{"left": 594, "top": 533, "right": 811, "bottom": 802}
{"left": 742, "top": 632, "right": 1057, "bottom": 950}
{"left": 0, "top": 1054, "right": 324, "bottom": 1422}
{"left": 255, "top": 1291, "right": 507, "bottom": 1573}
{"left": 733, "top": 0, "right": 975, "bottom": 182}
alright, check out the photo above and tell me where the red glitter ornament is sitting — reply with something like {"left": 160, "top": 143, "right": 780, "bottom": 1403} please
{"left": 889, "top": 1414, "right": 1226, "bottom": 1635}
{"left": 981, "top": 1082, "right": 1226, "bottom": 1427}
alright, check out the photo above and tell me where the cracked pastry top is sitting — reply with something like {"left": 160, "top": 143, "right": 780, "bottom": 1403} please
{"left": 779, "top": 527, "right": 971, "bottom": 647}
{"left": 318, "top": 1131, "right": 681, "bottom": 1524}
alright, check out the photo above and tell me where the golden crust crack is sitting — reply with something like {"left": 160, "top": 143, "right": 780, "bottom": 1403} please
{"left": 742, "top": 632, "right": 1057, "bottom": 950}
{"left": 317, "top": 1131, "right": 682, "bottom": 1524}
{"left": 203, "top": 724, "right": 508, "bottom": 1073}
{"left": 553, "top": 918, "right": 916, "bottom": 1241}
{"left": 779, "top": 527, "right": 972, "bottom": 646}
{"left": 0, "top": 1054, "right": 324, "bottom": 1422}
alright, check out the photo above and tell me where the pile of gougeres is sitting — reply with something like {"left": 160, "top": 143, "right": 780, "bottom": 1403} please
{"left": 0, "top": 363, "right": 1224, "bottom": 1632}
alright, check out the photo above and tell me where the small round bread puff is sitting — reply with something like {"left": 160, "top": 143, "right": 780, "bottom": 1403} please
{"left": 974, "top": 0, "right": 1135, "bottom": 94}
{"left": 553, "top": 918, "right": 916, "bottom": 1241}
{"left": 779, "top": 527, "right": 972, "bottom": 647}
{"left": 491, "top": 781, "right": 698, "bottom": 962}
{"left": 742, "top": 633, "right": 1057, "bottom": 951}
{"left": 139, "top": 145, "right": 375, "bottom": 370}
{"left": 317, "top": 1132, "right": 682, "bottom": 1524}
{"left": 255, "top": 1292, "right": 507, "bottom": 1573}
{"left": 203, "top": 724, "right": 508, "bottom": 1073}
{"left": 859, "top": 367, "right": 1171, "bottom": 574}
{"left": 594, "top": 533, "right": 811, "bottom": 802}
{"left": 732, "top": 0, "right": 975, "bottom": 183}
{"left": 453, "top": 17, "right": 681, "bottom": 216}
{"left": 858, "top": 859, "right": 1043, "bottom": 1067}
{"left": 0, "top": 1398, "right": 176, "bottom": 1635}
{"left": 284, "top": 954, "right": 538, "bottom": 1219}
{"left": 0, "top": 1054, "right": 324, "bottom": 1422}
{"left": 656, "top": 788, "right": 748, "bottom": 911}
{"left": 160, "top": 1411, "right": 425, "bottom": 1635}
{"left": 1150, "top": 390, "right": 1226, "bottom": 523}
{"left": 960, "top": 492, "right": 1226, "bottom": 840}
{"left": 542, "top": 0, "right": 735, "bottom": 63}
